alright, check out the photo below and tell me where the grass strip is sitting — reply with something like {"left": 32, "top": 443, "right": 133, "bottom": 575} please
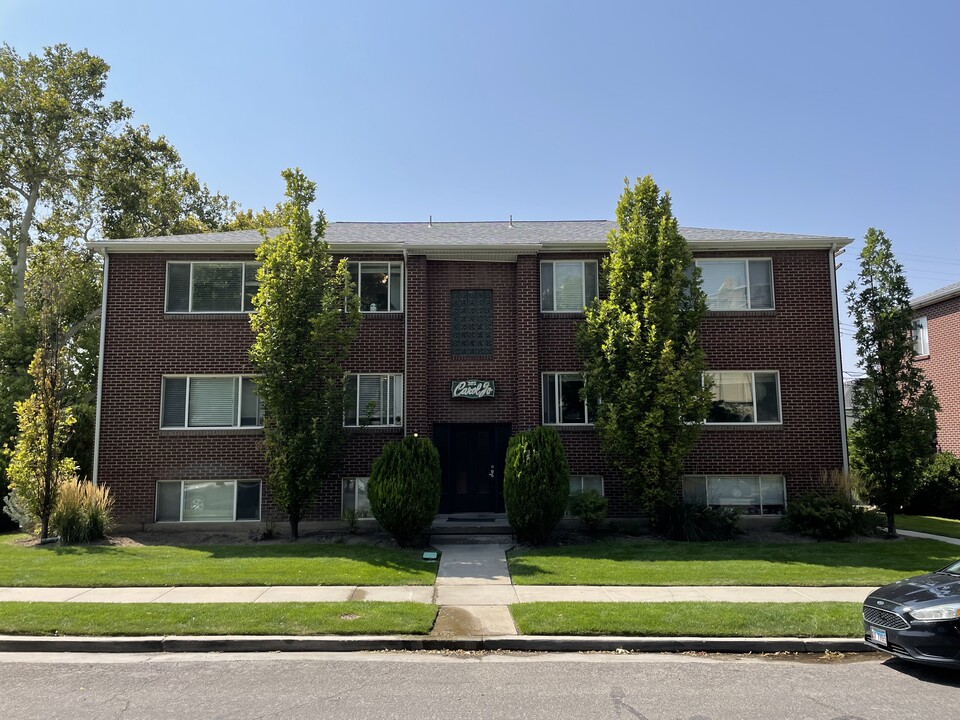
{"left": 896, "top": 515, "right": 960, "bottom": 540}
{"left": 508, "top": 538, "right": 956, "bottom": 586}
{"left": 0, "top": 534, "right": 438, "bottom": 587}
{"left": 510, "top": 602, "right": 862, "bottom": 637}
{"left": 0, "top": 601, "right": 437, "bottom": 636}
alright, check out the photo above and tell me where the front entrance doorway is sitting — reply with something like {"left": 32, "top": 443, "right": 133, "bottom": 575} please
{"left": 433, "top": 423, "right": 511, "bottom": 514}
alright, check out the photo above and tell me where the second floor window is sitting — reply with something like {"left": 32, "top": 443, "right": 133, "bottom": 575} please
{"left": 912, "top": 316, "right": 929, "bottom": 355}
{"left": 705, "top": 370, "right": 781, "bottom": 424}
{"left": 541, "top": 260, "right": 598, "bottom": 312}
{"left": 161, "top": 375, "right": 264, "bottom": 429}
{"left": 348, "top": 261, "right": 403, "bottom": 312}
{"left": 166, "top": 262, "right": 260, "bottom": 313}
{"left": 542, "top": 373, "right": 593, "bottom": 425}
{"left": 696, "top": 259, "right": 773, "bottom": 311}
{"left": 344, "top": 374, "right": 403, "bottom": 427}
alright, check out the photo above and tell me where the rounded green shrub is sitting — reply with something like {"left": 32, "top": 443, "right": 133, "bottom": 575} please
{"left": 904, "top": 452, "right": 960, "bottom": 519}
{"left": 654, "top": 502, "right": 741, "bottom": 541}
{"left": 569, "top": 489, "right": 608, "bottom": 531}
{"left": 504, "top": 426, "right": 570, "bottom": 544}
{"left": 367, "top": 435, "right": 441, "bottom": 547}
{"left": 781, "top": 492, "right": 881, "bottom": 540}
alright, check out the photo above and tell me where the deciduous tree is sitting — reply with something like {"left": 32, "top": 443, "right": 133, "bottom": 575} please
{"left": 576, "top": 176, "right": 712, "bottom": 519}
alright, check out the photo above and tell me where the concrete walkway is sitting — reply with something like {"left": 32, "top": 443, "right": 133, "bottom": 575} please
{"left": 898, "top": 529, "right": 960, "bottom": 546}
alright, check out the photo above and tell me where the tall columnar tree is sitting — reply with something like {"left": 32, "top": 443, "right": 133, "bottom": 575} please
{"left": 844, "top": 228, "right": 939, "bottom": 537}
{"left": 249, "top": 169, "right": 361, "bottom": 539}
{"left": 576, "top": 176, "right": 712, "bottom": 519}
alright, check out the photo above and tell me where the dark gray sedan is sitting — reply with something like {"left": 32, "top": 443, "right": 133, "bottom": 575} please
{"left": 863, "top": 561, "right": 960, "bottom": 667}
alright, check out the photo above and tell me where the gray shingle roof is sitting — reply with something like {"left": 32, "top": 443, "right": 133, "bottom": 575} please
{"left": 912, "top": 280, "right": 960, "bottom": 310}
{"left": 90, "top": 220, "right": 852, "bottom": 251}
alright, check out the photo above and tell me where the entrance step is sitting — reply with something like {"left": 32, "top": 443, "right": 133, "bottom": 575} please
{"left": 429, "top": 533, "right": 515, "bottom": 544}
{"left": 430, "top": 513, "right": 513, "bottom": 538}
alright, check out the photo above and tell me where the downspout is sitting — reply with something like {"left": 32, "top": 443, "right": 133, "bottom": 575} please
{"left": 91, "top": 251, "right": 109, "bottom": 485}
{"left": 829, "top": 243, "right": 850, "bottom": 474}
{"left": 403, "top": 247, "right": 408, "bottom": 437}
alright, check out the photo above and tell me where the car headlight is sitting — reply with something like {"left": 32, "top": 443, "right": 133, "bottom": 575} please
{"left": 910, "top": 604, "right": 960, "bottom": 622}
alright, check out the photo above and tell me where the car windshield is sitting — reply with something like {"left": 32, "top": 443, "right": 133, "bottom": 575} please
{"left": 940, "top": 560, "right": 960, "bottom": 575}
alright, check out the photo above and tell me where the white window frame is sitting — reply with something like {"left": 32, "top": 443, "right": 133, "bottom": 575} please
{"left": 165, "top": 261, "right": 260, "bottom": 314}
{"left": 542, "top": 372, "right": 593, "bottom": 426}
{"left": 155, "top": 479, "right": 262, "bottom": 522}
{"left": 347, "top": 261, "right": 404, "bottom": 313}
{"left": 341, "top": 477, "right": 371, "bottom": 516}
{"left": 704, "top": 370, "right": 782, "bottom": 425}
{"left": 912, "top": 316, "right": 929, "bottom": 356}
{"left": 682, "top": 475, "right": 786, "bottom": 516}
{"left": 343, "top": 373, "right": 404, "bottom": 427}
{"left": 540, "top": 260, "right": 599, "bottom": 313}
{"left": 569, "top": 475, "right": 604, "bottom": 495}
{"left": 695, "top": 258, "right": 775, "bottom": 311}
{"left": 160, "top": 374, "right": 264, "bottom": 430}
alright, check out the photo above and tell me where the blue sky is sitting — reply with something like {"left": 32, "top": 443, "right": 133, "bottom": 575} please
{"left": 3, "top": 0, "right": 958, "bottom": 373}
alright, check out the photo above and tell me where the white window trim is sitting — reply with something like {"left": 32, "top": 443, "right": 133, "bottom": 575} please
{"left": 695, "top": 258, "right": 775, "bottom": 311}
{"left": 165, "top": 261, "right": 260, "bottom": 314}
{"left": 348, "top": 261, "right": 404, "bottom": 313}
{"left": 704, "top": 370, "right": 783, "bottom": 426}
{"left": 569, "top": 475, "right": 604, "bottom": 495}
{"left": 912, "top": 316, "right": 929, "bottom": 356}
{"left": 155, "top": 479, "right": 262, "bottom": 523}
{"left": 160, "top": 374, "right": 264, "bottom": 430}
{"left": 540, "top": 260, "right": 599, "bottom": 313}
{"left": 542, "top": 372, "right": 593, "bottom": 426}
{"left": 683, "top": 474, "right": 786, "bottom": 516}
{"left": 343, "top": 373, "right": 404, "bottom": 427}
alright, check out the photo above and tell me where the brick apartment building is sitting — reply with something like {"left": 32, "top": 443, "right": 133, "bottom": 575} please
{"left": 91, "top": 221, "right": 851, "bottom": 529}
{"left": 912, "top": 281, "right": 960, "bottom": 456}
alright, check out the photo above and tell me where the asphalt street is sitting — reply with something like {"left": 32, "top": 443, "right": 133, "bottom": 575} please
{"left": 1, "top": 651, "right": 957, "bottom": 720}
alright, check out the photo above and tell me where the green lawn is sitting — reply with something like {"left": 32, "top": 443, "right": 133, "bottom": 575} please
{"left": 511, "top": 602, "right": 862, "bottom": 637}
{"left": 0, "top": 534, "right": 438, "bottom": 587}
{"left": 508, "top": 538, "right": 958, "bottom": 586}
{"left": 896, "top": 515, "right": 960, "bottom": 540}
{"left": 0, "top": 601, "right": 437, "bottom": 636}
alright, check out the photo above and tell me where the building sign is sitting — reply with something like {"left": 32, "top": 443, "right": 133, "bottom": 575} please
{"left": 451, "top": 379, "right": 496, "bottom": 399}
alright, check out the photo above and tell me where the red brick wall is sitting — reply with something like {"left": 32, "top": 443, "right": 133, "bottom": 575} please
{"left": 98, "top": 247, "right": 846, "bottom": 523}
{"left": 915, "top": 295, "right": 960, "bottom": 455}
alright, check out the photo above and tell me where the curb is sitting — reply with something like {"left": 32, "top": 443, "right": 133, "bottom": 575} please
{"left": 0, "top": 634, "right": 869, "bottom": 655}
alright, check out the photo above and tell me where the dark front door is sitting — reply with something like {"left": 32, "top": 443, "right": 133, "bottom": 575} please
{"left": 433, "top": 423, "right": 511, "bottom": 514}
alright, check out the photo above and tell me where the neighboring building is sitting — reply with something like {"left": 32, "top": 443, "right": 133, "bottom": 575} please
{"left": 912, "top": 281, "right": 960, "bottom": 455}
{"left": 91, "top": 221, "right": 851, "bottom": 529}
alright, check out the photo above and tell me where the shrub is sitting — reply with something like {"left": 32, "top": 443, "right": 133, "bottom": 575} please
{"left": 569, "top": 490, "right": 608, "bottom": 531}
{"left": 654, "top": 502, "right": 741, "bottom": 541}
{"left": 504, "top": 426, "right": 570, "bottom": 544}
{"left": 2, "top": 488, "right": 36, "bottom": 533}
{"left": 50, "top": 480, "right": 114, "bottom": 544}
{"left": 368, "top": 435, "right": 441, "bottom": 547}
{"left": 903, "top": 452, "right": 960, "bottom": 519}
{"left": 781, "top": 492, "right": 880, "bottom": 540}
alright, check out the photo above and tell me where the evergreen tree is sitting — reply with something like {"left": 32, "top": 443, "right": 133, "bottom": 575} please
{"left": 576, "top": 176, "right": 712, "bottom": 518}
{"left": 249, "top": 169, "right": 361, "bottom": 539}
{"left": 844, "top": 228, "right": 939, "bottom": 536}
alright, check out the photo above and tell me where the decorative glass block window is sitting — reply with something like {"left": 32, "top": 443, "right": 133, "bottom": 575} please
{"left": 341, "top": 478, "right": 371, "bottom": 516}
{"left": 161, "top": 376, "right": 264, "bottom": 429}
{"left": 541, "top": 261, "right": 599, "bottom": 312}
{"left": 912, "top": 316, "right": 929, "bottom": 355}
{"left": 155, "top": 480, "right": 261, "bottom": 522}
{"left": 165, "top": 262, "right": 260, "bottom": 313}
{"left": 682, "top": 475, "right": 786, "bottom": 516}
{"left": 542, "top": 373, "right": 593, "bottom": 425}
{"left": 695, "top": 259, "right": 774, "bottom": 310}
{"left": 348, "top": 261, "right": 403, "bottom": 312}
{"left": 704, "top": 371, "right": 781, "bottom": 424}
{"left": 344, "top": 374, "right": 403, "bottom": 427}
{"left": 451, "top": 289, "right": 493, "bottom": 356}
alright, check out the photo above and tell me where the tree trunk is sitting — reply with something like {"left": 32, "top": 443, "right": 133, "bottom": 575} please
{"left": 886, "top": 510, "right": 897, "bottom": 538}
{"left": 40, "top": 516, "right": 49, "bottom": 542}
{"left": 289, "top": 512, "right": 300, "bottom": 540}
{"left": 13, "top": 184, "right": 40, "bottom": 316}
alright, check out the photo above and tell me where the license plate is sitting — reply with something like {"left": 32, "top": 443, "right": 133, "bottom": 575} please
{"left": 870, "top": 627, "right": 888, "bottom": 646}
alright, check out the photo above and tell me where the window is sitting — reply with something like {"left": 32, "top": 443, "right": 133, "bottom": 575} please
{"left": 344, "top": 374, "right": 403, "bottom": 426}
{"left": 161, "top": 376, "right": 264, "bottom": 429}
{"left": 913, "top": 316, "right": 929, "bottom": 355}
{"left": 451, "top": 289, "right": 493, "bottom": 356}
{"left": 541, "top": 260, "right": 598, "bottom": 312}
{"left": 165, "top": 262, "right": 260, "bottom": 313}
{"left": 705, "top": 371, "right": 781, "bottom": 424}
{"left": 542, "top": 373, "right": 593, "bottom": 425}
{"left": 682, "top": 475, "right": 785, "bottom": 516}
{"left": 342, "top": 478, "right": 371, "bottom": 516}
{"left": 156, "top": 480, "right": 261, "bottom": 522}
{"left": 569, "top": 475, "right": 604, "bottom": 496}
{"left": 696, "top": 259, "right": 773, "bottom": 310}
{"left": 348, "top": 261, "right": 403, "bottom": 312}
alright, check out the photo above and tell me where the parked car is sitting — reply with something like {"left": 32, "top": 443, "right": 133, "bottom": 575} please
{"left": 863, "top": 561, "right": 960, "bottom": 667}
